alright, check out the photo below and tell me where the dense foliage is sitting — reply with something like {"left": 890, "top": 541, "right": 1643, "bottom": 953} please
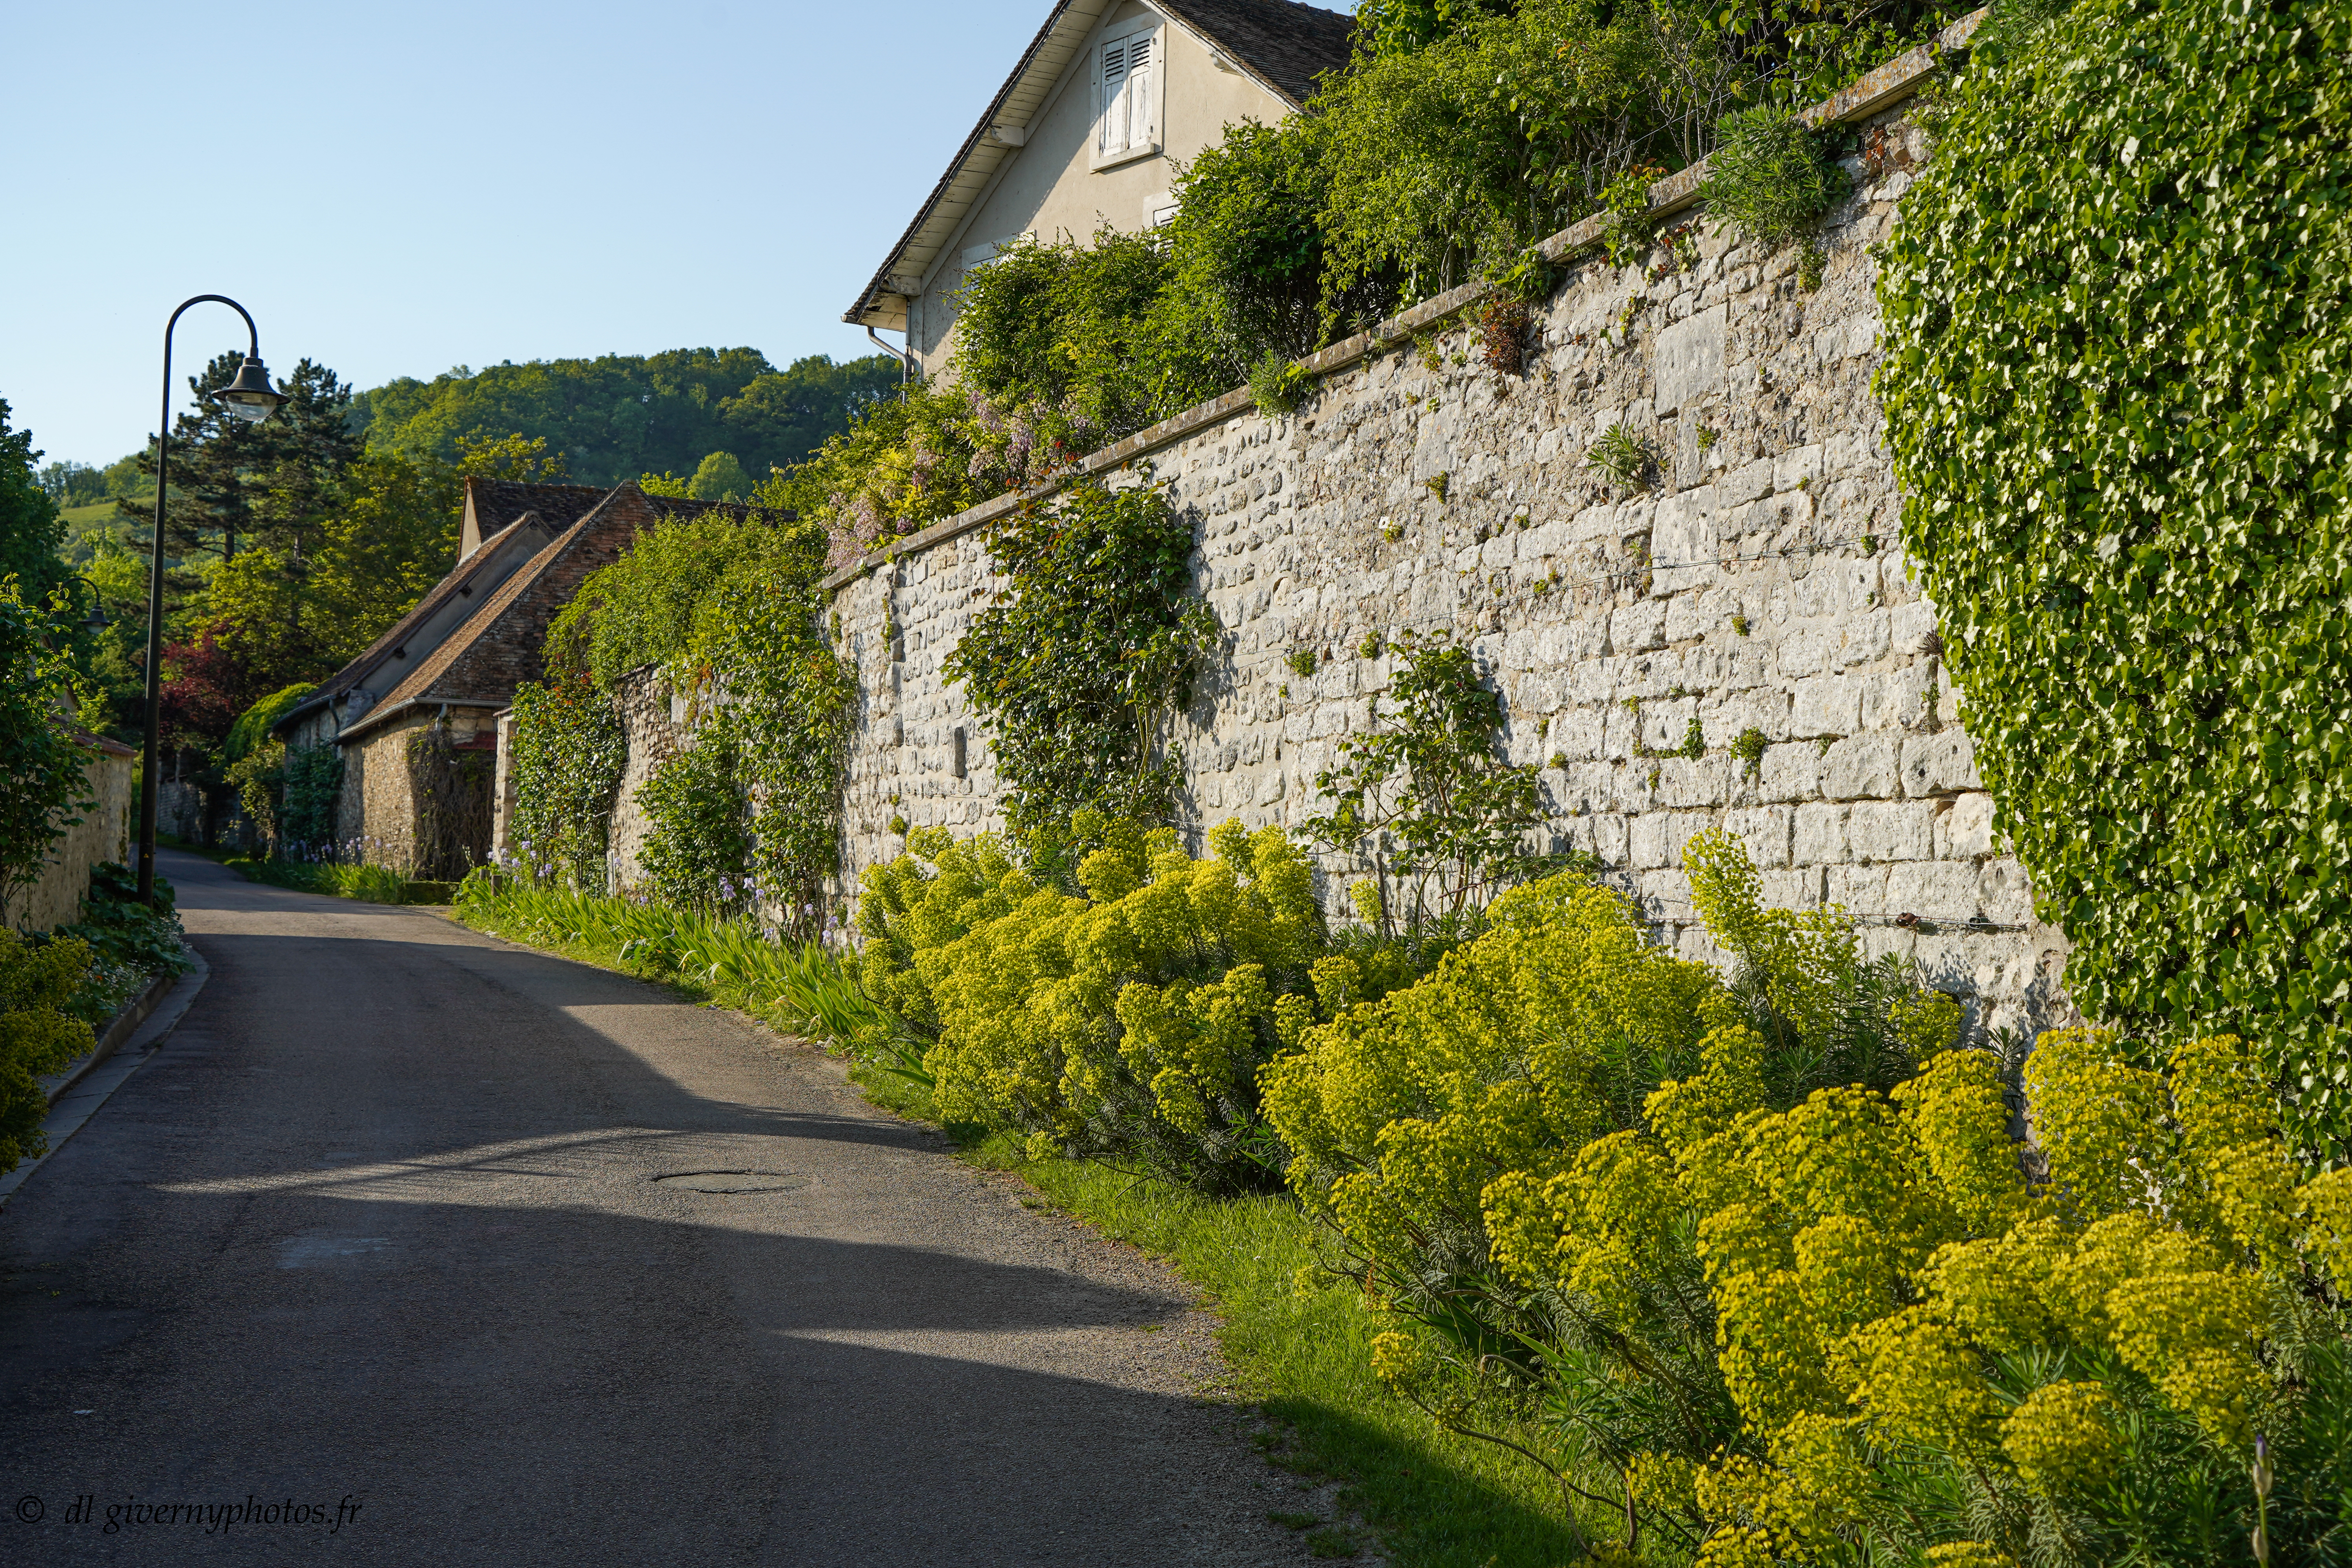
{"left": 802, "top": 0, "right": 1955, "bottom": 569}
{"left": 1875, "top": 0, "right": 2352, "bottom": 1149}
{"left": 0, "top": 928, "right": 94, "bottom": 1173}
{"left": 531, "top": 481, "right": 853, "bottom": 937}
{"left": 857, "top": 815, "right": 1328, "bottom": 1191}
{"left": 54, "top": 862, "right": 190, "bottom": 989}
{"left": 355, "top": 349, "right": 898, "bottom": 487}
{"left": 1263, "top": 830, "right": 2352, "bottom": 1562}
{"left": 0, "top": 580, "right": 95, "bottom": 915}
{"left": 0, "top": 399, "right": 71, "bottom": 610}
{"left": 942, "top": 479, "right": 1216, "bottom": 834}
{"left": 504, "top": 675, "right": 628, "bottom": 892}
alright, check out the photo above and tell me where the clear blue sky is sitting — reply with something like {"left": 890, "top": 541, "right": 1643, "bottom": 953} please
{"left": 0, "top": 0, "right": 1079, "bottom": 468}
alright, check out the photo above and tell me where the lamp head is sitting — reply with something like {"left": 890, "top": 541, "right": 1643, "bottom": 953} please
{"left": 84, "top": 602, "right": 107, "bottom": 634}
{"left": 212, "top": 357, "right": 285, "bottom": 424}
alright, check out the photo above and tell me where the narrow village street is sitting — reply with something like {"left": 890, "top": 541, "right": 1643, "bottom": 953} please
{"left": 0, "top": 852, "right": 1299, "bottom": 1566}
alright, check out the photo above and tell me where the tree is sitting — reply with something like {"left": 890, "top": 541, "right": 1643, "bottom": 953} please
{"left": 115, "top": 352, "right": 361, "bottom": 614}
{"left": 0, "top": 580, "right": 94, "bottom": 914}
{"left": 688, "top": 451, "right": 752, "bottom": 501}
{"left": 353, "top": 349, "right": 899, "bottom": 484}
{"left": 0, "top": 399, "right": 68, "bottom": 610}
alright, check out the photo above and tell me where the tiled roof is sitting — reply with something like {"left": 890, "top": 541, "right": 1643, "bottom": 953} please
{"left": 468, "top": 479, "right": 610, "bottom": 538}
{"left": 334, "top": 488, "right": 795, "bottom": 745}
{"left": 1161, "top": 0, "right": 1354, "bottom": 104}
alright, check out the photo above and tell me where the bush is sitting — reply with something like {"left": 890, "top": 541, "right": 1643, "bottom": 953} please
{"left": 857, "top": 814, "right": 1327, "bottom": 1192}
{"left": 0, "top": 928, "right": 95, "bottom": 1172}
{"left": 773, "top": 381, "right": 994, "bottom": 559}
{"left": 1694, "top": 107, "right": 1847, "bottom": 250}
{"left": 942, "top": 479, "right": 1217, "bottom": 834}
{"left": 1875, "top": 0, "right": 2352, "bottom": 1151}
{"left": 55, "top": 861, "right": 189, "bottom": 996}
{"left": 1303, "top": 632, "right": 1581, "bottom": 938}
{"left": 636, "top": 726, "right": 753, "bottom": 917}
{"left": 1269, "top": 826, "right": 2352, "bottom": 1559}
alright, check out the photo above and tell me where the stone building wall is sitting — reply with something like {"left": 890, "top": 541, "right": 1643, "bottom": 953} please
{"left": 817, "top": 45, "right": 2073, "bottom": 1042}
{"left": 343, "top": 708, "right": 498, "bottom": 875}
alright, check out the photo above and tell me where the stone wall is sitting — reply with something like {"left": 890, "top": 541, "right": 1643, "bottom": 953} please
{"left": 344, "top": 708, "right": 497, "bottom": 875}
{"left": 8, "top": 742, "right": 134, "bottom": 933}
{"left": 816, "top": 45, "right": 2072, "bottom": 1043}
{"left": 608, "top": 666, "right": 689, "bottom": 894}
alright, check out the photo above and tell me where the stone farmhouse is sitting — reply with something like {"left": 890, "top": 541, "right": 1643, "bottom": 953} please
{"left": 273, "top": 478, "right": 760, "bottom": 876}
{"left": 845, "top": 0, "right": 1356, "bottom": 375}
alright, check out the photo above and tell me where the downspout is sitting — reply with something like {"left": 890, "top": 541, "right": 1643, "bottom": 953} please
{"left": 866, "top": 326, "right": 915, "bottom": 398}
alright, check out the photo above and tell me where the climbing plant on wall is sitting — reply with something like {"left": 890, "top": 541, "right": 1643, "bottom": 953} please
{"left": 943, "top": 477, "right": 1218, "bottom": 837}
{"left": 507, "top": 676, "right": 626, "bottom": 891}
{"left": 543, "top": 486, "right": 853, "bottom": 937}
{"left": 1876, "top": 0, "right": 2352, "bottom": 1148}
{"left": 279, "top": 745, "right": 343, "bottom": 854}
{"left": 405, "top": 720, "right": 494, "bottom": 880}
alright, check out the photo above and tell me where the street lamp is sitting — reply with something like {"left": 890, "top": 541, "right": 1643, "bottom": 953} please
{"left": 137, "top": 295, "right": 287, "bottom": 906}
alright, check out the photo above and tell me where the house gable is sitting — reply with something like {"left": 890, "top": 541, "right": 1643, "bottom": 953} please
{"left": 846, "top": 0, "right": 1353, "bottom": 377}
{"left": 274, "top": 479, "right": 612, "bottom": 748}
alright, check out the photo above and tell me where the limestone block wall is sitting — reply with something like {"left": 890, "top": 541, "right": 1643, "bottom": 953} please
{"left": 7, "top": 744, "right": 134, "bottom": 933}
{"left": 608, "top": 666, "right": 690, "bottom": 893}
{"left": 822, "top": 70, "right": 2072, "bottom": 1042}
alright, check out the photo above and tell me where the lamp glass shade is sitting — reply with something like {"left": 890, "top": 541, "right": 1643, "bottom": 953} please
{"left": 212, "top": 357, "right": 285, "bottom": 424}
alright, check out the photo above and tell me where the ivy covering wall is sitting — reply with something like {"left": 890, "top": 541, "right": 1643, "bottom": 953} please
{"left": 942, "top": 478, "right": 1216, "bottom": 837}
{"left": 518, "top": 488, "right": 853, "bottom": 936}
{"left": 1876, "top": 0, "right": 2352, "bottom": 1148}
{"left": 506, "top": 675, "right": 628, "bottom": 891}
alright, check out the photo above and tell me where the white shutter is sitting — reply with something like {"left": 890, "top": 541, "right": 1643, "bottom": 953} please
{"left": 1097, "top": 36, "right": 1132, "bottom": 158}
{"left": 1125, "top": 31, "right": 1156, "bottom": 153}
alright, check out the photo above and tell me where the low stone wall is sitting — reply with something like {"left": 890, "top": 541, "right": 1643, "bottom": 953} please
{"left": 815, "top": 33, "right": 2072, "bottom": 1042}
{"left": 8, "top": 742, "right": 135, "bottom": 933}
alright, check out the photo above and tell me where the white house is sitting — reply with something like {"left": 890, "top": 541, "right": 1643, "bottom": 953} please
{"left": 845, "top": 0, "right": 1356, "bottom": 378}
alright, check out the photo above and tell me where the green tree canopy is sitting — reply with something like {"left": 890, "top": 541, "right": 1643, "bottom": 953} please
{"left": 353, "top": 349, "right": 898, "bottom": 486}
{"left": 0, "top": 399, "right": 69, "bottom": 609}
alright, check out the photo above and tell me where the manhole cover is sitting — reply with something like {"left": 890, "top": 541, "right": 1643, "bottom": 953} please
{"left": 651, "top": 1170, "right": 809, "bottom": 1194}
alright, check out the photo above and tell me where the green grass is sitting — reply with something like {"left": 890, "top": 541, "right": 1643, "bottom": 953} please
{"left": 451, "top": 884, "right": 1597, "bottom": 1568}
{"left": 240, "top": 860, "right": 424, "bottom": 904}
{"left": 156, "top": 840, "right": 441, "bottom": 907}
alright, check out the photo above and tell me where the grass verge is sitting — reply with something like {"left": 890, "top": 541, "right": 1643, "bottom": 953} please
{"left": 451, "top": 896, "right": 1589, "bottom": 1568}
{"left": 156, "top": 839, "right": 444, "bottom": 906}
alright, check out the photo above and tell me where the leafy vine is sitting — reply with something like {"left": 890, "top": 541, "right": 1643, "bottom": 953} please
{"left": 943, "top": 477, "right": 1218, "bottom": 838}
{"left": 1875, "top": 0, "right": 2352, "bottom": 1146}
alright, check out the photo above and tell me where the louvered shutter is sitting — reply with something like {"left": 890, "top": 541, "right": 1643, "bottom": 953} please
{"left": 1124, "top": 31, "right": 1156, "bottom": 153}
{"left": 1096, "top": 36, "right": 1132, "bottom": 158}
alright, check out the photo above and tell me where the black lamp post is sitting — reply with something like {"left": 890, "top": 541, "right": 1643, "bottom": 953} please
{"left": 137, "top": 296, "right": 286, "bottom": 906}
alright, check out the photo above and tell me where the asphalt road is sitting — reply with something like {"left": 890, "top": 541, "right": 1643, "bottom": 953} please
{"left": 0, "top": 851, "right": 1305, "bottom": 1566}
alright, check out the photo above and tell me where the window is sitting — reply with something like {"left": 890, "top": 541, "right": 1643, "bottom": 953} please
{"left": 1093, "top": 24, "right": 1159, "bottom": 165}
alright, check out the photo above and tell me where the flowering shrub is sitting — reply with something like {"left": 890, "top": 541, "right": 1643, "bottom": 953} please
{"left": 1274, "top": 829, "right": 2352, "bottom": 1561}
{"left": 0, "top": 928, "right": 95, "bottom": 1172}
{"left": 857, "top": 812, "right": 1325, "bottom": 1191}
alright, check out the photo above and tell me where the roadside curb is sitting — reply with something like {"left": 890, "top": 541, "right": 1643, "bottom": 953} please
{"left": 1, "top": 946, "right": 211, "bottom": 1209}
{"left": 42, "top": 961, "right": 183, "bottom": 1109}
